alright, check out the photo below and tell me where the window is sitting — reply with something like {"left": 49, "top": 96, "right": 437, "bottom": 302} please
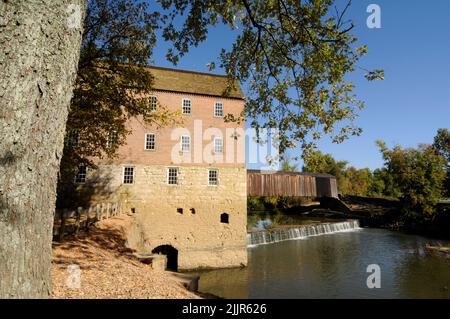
{"left": 67, "top": 130, "right": 79, "bottom": 147}
{"left": 123, "top": 166, "right": 134, "bottom": 184}
{"left": 74, "top": 167, "right": 87, "bottom": 184}
{"left": 177, "top": 208, "right": 183, "bottom": 214}
{"left": 182, "top": 98, "right": 191, "bottom": 115}
{"left": 214, "top": 138, "right": 223, "bottom": 154}
{"left": 208, "top": 169, "right": 218, "bottom": 186}
{"left": 220, "top": 213, "right": 229, "bottom": 224}
{"left": 168, "top": 168, "right": 179, "bottom": 185}
{"left": 106, "top": 130, "right": 118, "bottom": 149}
{"left": 145, "top": 133, "right": 155, "bottom": 150}
{"left": 214, "top": 102, "right": 223, "bottom": 117}
{"left": 149, "top": 96, "right": 157, "bottom": 111}
{"left": 181, "top": 135, "right": 190, "bottom": 152}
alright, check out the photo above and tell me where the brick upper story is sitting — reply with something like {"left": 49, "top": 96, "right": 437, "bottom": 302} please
{"left": 97, "top": 66, "right": 246, "bottom": 168}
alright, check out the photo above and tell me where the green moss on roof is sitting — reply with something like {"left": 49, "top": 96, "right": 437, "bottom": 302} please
{"left": 146, "top": 66, "right": 244, "bottom": 99}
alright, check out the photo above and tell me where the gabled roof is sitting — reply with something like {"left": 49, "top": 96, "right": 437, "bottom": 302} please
{"left": 146, "top": 66, "right": 244, "bottom": 100}
{"left": 247, "top": 169, "right": 336, "bottom": 179}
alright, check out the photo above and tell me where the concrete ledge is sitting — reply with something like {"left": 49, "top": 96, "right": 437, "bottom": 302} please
{"left": 168, "top": 272, "right": 200, "bottom": 292}
{"left": 134, "top": 253, "right": 167, "bottom": 271}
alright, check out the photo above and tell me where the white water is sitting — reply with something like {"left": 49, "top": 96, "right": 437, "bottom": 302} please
{"left": 247, "top": 220, "right": 361, "bottom": 247}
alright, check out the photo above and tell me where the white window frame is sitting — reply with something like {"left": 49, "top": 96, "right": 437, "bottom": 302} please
{"left": 74, "top": 166, "right": 87, "bottom": 184}
{"left": 214, "top": 137, "right": 223, "bottom": 154}
{"left": 106, "top": 130, "right": 118, "bottom": 149}
{"left": 123, "top": 166, "right": 135, "bottom": 184}
{"left": 149, "top": 95, "right": 158, "bottom": 111}
{"left": 144, "top": 133, "right": 156, "bottom": 150}
{"left": 167, "top": 167, "right": 179, "bottom": 185}
{"left": 214, "top": 102, "right": 224, "bottom": 117}
{"left": 181, "top": 135, "right": 191, "bottom": 152}
{"left": 182, "top": 98, "right": 192, "bottom": 115}
{"left": 208, "top": 169, "right": 219, "bottom": 186}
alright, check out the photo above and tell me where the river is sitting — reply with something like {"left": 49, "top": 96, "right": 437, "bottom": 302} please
{"left": 194, "top": 214, "right": 450, "bottom": 299}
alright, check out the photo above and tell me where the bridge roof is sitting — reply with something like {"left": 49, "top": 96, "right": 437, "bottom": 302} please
{"left": 247, "top": 169, "right": 336, "bottom": 179}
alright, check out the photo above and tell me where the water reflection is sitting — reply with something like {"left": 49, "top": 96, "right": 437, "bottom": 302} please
{"left": 195, "top": 228, "right": 450, "bottom": 298}
{"left": 196, "top": 267, "right": 249, "bottom": 299}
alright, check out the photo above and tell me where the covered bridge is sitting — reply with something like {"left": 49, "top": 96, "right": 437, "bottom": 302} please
{"left": 247, "top": 170, "right": 338, "bottom": 198}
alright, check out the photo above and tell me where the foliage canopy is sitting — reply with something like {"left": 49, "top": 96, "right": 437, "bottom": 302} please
{"left": 158, "top": 0, "right": 382, "bottom": 155}
{"left": 377, "top": 140, "right": 446, "bottom": 216}
{"left": 58, "top": 0, "right": 382, "bottom": 206}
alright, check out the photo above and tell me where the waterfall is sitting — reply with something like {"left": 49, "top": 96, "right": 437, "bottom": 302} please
{"left": 247, "top": 220, "right": 361, "bottom": 247}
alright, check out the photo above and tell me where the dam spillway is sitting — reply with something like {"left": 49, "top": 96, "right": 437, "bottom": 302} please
{"left": 247, "top": 220, "right": 361, "bottom": 247}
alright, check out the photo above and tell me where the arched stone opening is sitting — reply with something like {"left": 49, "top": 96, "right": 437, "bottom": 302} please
{"left": 152, "top": 245, "right": 178, "bottom": 271}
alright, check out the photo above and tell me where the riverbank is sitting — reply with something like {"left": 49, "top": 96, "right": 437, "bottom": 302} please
{"left": 51, "top": 216, "right": 199, "bottom": 299}
{"left": 250, "top": 195, "right": 450, "bottom": 239}
{"left": 425, "top": 244, "right": 450, "bottom": 259}
{"left": 340, "top": 195, "right": 450, "bottom": 238}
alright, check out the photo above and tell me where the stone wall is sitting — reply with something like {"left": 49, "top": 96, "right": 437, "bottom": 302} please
{"left": 82, "top": 88, "right": 248, "bottom": 270}
{"left": 86, "top": 164, "right": 247, "bottom": 270}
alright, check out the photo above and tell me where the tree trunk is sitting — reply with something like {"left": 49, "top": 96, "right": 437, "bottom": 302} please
{"left": 0, "top": 0, "right": 85, "bottom": 298}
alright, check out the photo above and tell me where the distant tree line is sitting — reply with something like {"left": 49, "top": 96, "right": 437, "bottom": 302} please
{"left": 301, "top": 128, "right": 450, "bottom": 217}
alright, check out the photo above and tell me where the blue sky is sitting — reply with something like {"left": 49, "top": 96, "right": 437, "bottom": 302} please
{"left": 151, "top": 0, "right": 450, "bottom": 170}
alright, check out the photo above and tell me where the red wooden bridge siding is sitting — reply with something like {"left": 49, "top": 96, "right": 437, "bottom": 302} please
{"left": 247, "top": 170, "right": 338, "bottom": 198}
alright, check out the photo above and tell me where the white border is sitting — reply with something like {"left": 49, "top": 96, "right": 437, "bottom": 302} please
{"left": 182, "top": 98, "right": 192, "bottom": 115}
{"left": 122, "top": 166, "right": 135, "bottom": 184}
{"left": 167, "top": 167, "right": 179, "bottom": 185}
{"left": 180, "top": 135, "right": 191, "bottom": 152}
{"left": 208, "top": 168, "right": 219, "bottom": 186}
{"left": 214, "top": 101, "right": 224, "bottom": 117}
{"left": 144, "top": 133, "right": 156, "bottom": 151}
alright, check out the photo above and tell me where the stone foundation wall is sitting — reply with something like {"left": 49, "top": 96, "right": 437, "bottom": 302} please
{"left": 85, "top": 164, "right": 247, "bottom": 270}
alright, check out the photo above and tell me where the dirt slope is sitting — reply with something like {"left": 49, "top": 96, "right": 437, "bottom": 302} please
{"left": 51, "top": 215, "right": 199, "bottom": 299}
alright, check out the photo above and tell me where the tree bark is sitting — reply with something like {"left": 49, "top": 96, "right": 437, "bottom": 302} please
{"left": 0, "top": 0, "right": 85, "bottom": 298}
